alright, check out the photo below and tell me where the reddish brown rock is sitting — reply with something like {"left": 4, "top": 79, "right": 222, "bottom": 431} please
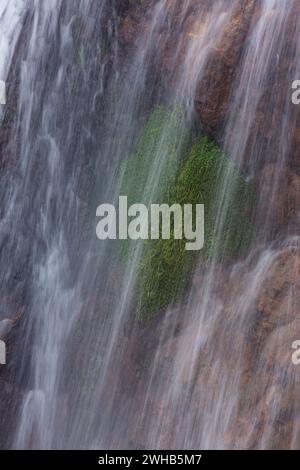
{"left": 258, "top": 163, "right": 288, "bottom": 231}
{"left": 287, "top": 171, "right": 300, "bottom": 225}
{"left": 195, "top": 0, "right": 256, "bottom": 135}
{"left": 257, "top": 250, "right": 300, "bottom": 323}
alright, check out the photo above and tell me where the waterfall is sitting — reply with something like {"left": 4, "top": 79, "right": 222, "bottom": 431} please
{"left": 0, "top": 0, "right": 300, "bottom": 450}
{"left": 0, "top": 0, "right": 25, "bottom": 121}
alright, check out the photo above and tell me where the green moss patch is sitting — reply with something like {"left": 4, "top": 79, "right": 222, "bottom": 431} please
{"left": 119, "top": 107, "right": 256, "bottom": 320}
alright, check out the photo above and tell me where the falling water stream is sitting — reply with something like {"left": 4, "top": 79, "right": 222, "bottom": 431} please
{"left": 0, "top": 0, "right": 300, "bottom": 450}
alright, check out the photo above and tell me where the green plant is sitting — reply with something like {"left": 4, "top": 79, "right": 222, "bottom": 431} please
{"left": 120, "top": 106, "right": 187, "bottom": 205}
{"left": 119, "top": 107, "right": 256, "bottom": 320}
{"left": 119, "top": 106, "right": 189, "bottom": 261}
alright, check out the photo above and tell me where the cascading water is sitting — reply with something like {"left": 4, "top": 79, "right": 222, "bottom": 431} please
{"left": 0, "top": 0, "right": 122, "bottom": 448}
{"left": 0, "top": 0, "right": 25, "bottom": 94}
{"left": 0, "top": 0, "right": 300, "bottom": 451}
{"left": 136, "top": 0, "right": 300, "bottom": 450}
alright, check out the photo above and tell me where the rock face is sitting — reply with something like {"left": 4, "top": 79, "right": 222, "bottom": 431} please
{"left": 119, "top": 0, "right": 300, "bottom": 174}
{"left": 195, "top": 0, "right": 257, "bottom": 135}
{"left": 177, "top": 246, "right": 300, "bottom": 448}
{"left": 120, "top": 0, "right": 252, "bottom": 133}
{"left": 255, "top": 248, "right": 300, "bottom": 342}
{"left": 258, "top": 164, "right": 300, "bottom": 236}
{"left": 239, "top": 247, "right": 300, "bottom": 449}
{"left": 118, "top": 0, "right": 161, "bottom": 49}
{"left": 196, "top": 0, "right": 300, "bottom": 174}
{"left": 114, "top": 242, "right": 300, "bottom": 449}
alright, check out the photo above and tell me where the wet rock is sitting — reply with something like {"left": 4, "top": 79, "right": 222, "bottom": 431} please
{"left": 195, "top": 0, "right": 256, "bottom": 135}
{"left": 119, "top": 0, "right": 159, "bottom": 49}
{"left": 287, "top": 171, "right": 300, "bottom": 225}
{"left": 120, "top": 16, "right": 139, "bottom": 46}
{"left": 257, "top": 164, "right": 300, "bottom": 233}
{"left": 257, "top": 249, "right": 300, "bottom": 326}
{"left": 258, "top": 163, "right": 287, "bottom": 231}
{"left": 260, "top": 317, "right": 300, "bottom": 372}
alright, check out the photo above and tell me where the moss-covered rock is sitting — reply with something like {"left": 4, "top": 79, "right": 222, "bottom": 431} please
{"left": 120, "top": 106, "right": 187, "bottom": 206}
{"left": 119, "top": 106, "right": 189, "bottom": 260}
{"left": 119, "top": 106, "right": 256, "bottom": 320}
